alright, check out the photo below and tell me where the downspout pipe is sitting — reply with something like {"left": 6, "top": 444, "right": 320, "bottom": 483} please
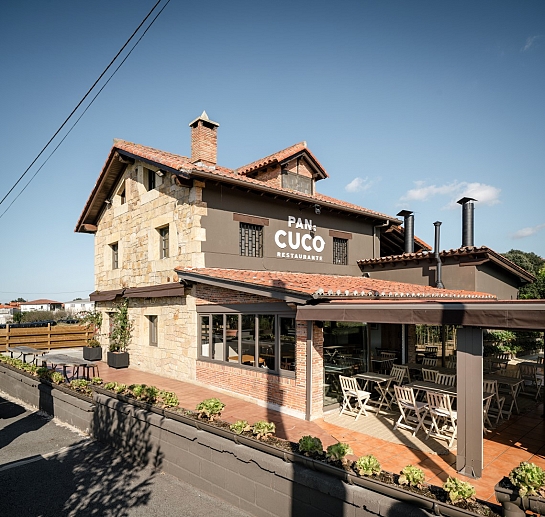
{"left": 434, "top": 221, "right": 444, "bottom": 289}
{"left": 372, "top": 220, "right": 390, "bottom": 259}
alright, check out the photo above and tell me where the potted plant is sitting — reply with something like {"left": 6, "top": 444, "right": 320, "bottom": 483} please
{"left": 81, "top": 310, "right": 103, "bottom": 361}
{"left": 494, "top": 461, "right": 545, "bottom": 517}
{"left": 107, "top": 298, "right": 132, "bottom": 369}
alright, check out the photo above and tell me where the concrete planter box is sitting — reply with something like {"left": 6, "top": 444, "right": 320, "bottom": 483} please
{"left": 91, "top": 389, "right": 496, "bottom": 517}
{"left": 0, "top": 363, "right": 94, "bottom": 433}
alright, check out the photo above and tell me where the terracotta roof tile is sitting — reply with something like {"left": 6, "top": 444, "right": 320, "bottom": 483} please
{"left": 176, "top": 267, "right": 496, "bottom": 300}
{"left": 357, "top": 246, "right": 535, "bottom": 282}
{"left": 113, "top": 140, "right": 395, "bottom": 222}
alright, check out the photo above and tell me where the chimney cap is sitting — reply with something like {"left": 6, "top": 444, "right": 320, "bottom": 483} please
{"left": 396, "top": 210, "right": 413, "bottom": 217}
{"left": 189, "top": 110, "right": 219, "bottom": 128}
{"left": 457, "top": 197, "right": 477, "bottom": 205}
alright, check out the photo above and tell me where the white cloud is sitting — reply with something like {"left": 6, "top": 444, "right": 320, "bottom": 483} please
{"left": 522, "top": 35, "right": 542, "bottom": 52}
{"left": 400, "top": 181, "right": 501, "bottom": 208}
{"left": 345, "top": 177, "right": 373, "bottom": 193}
{"left": 512, "top": 223, "right": 545, "bottom": 239}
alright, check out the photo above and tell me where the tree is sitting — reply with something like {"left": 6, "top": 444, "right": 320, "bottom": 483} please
{"left": 503, "top": 249, "right": 545, "bottom": 299}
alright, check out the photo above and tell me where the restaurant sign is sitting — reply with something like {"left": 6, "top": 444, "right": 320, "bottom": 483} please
{"left": 274, "top": 216, "right": 325, "bottom": 261}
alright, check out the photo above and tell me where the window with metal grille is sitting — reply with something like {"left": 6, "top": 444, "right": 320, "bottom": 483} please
{"left": 333, "top": 237, "right": 348, "bottom": 265}
{"left": 159, "top": 226, "right": 169, "bottom": 259}
{"left": 148, "top": 315, "right": 158, "bottom": 346}
{"left": 239, "top": 223, "right": 263, "bottom": 257}
{"left": 111, "top": 242, "right": 119, "bottom": 269}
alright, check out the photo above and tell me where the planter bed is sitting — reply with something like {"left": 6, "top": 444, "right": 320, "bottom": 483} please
{"left": 0, "top": 363, "right": 501, "bottom": 517}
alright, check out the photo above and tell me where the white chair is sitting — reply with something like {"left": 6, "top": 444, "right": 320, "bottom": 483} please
{"left": 483, "top": 379, "right": 505, "bottom": 425}
{"left": 422, "top": 368, "right": 438, "bottom": 382}
{"left": 446, "top": 356, "right": 457, "bottom": 369}
{"left": 519, "top": 363, "right": 543, "bottom": 400}
{"left": 393, "top": 385, "right": 428, "bottom": 435}
{"left": 339, "top": 376, "right": 371, "bottom": 421}
{"left": 425, "top": 392, "right": 458, "bottom": 448}
{"left": 383, "top": 365, "right": 407, "bottom": 409}
{"left": 422, "top": 357, "right": 438, "bottom": 367}
{"left": 436, "top": 373, "right": 456, "bottom": 387}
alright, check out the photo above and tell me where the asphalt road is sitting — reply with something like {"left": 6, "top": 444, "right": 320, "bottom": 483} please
{"left": 0, "top": 394, "right": 252, "bottom": 517}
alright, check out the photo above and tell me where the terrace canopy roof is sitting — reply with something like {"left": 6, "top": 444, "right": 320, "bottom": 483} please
{"left": 297, "top": 299, "right": 545, "bottom": 331}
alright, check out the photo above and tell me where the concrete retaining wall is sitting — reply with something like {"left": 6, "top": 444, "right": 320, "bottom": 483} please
{"left": 0, "top": 365, "right": 94, "bottom": 433}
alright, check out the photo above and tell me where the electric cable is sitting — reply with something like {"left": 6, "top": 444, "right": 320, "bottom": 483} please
{"left": 0, "top": 0, "right": 171, "bottom": 221}
{"left": 0, "top": 0, "right": 165, "bottom": 210}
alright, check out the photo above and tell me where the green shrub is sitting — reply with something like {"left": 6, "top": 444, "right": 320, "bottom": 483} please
{"left": 443, "top": 477, "right": 476, "bottom": 503}
{"left": 91, "top": 377, "right": 102, "bottom": 385}
{"left": 326, "top": 442, "right": 353, "bottom": 462}
{"left": 50, "top": 372, "right": 65, "bottom": 384}
{"left": 68, "top": 379, "right": 92, "bottom": 396}
{"left": 398, "top": 465, "right": 425, "bottom": 488}
{"left": 252, "top": 421, "right": 276, "bottom": 440}
{"left": 104, "top": 381, "right": 127, "bottom": 394}
{"left": 509, "top": 461, "right": 545, "bottom": 497}
{"left": 354, "top": 455, "right": 381, "bottom": 476}
{"left": 196, "top": 398, "right": 225, "bottom": 421}
{"left": 229, "top": 420, "right": 251, "bottom": 434}
{"left": 298, "top": 435, "right": 323, "bottom": 456}
{"left": 159, "top": 390, "right": 179, "bottom": 408}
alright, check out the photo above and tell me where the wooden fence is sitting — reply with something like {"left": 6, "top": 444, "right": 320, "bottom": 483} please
{"left": 0, "top": 324, "right": 91, "bottom": 352}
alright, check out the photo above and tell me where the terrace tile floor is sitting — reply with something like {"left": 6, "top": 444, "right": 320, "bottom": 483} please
{"left": 95, "top": 361, "right": 545, "bottom": 503}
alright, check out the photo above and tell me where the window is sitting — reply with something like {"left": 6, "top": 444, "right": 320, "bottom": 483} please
{"left": 111, "top": 242, "right": 119, "bottom": 269}
{"left": 120, "top": 187, "right": 126, "bottom": 205}
{"left": 198, "top": 312, "right": 296, "bottom": 374}
{"left": 159, "top": 226, "right": 169, "bottom": 259}
{"left": 148, "top": 315, "right": 158, "bottom": 346}
{"left": 333, "top": 237, "right": 348, "bottom": 265}
{"left": 146, "top": 168, "right": 156, "bottom": 191}
{"left": 240, "top": 223, "right": 263, "bottom": 257}
{"left": 281, "top": 171, "right": 312, "bottom": 195}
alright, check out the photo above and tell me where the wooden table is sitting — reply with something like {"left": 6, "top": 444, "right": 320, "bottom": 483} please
{"left": 484, "top": 373, "right": 525, "bottom": 413}
{"left": 7, "top": 346, "right": 47, "bottom": 365}
{"left": 229, "top": 354, "right": 265, "bottom": 366}
{"left": 354, "top": 372, "right": 395, "bottom": 412}
{"left": 41, "top": 353, "right": 97, "bottom": 380}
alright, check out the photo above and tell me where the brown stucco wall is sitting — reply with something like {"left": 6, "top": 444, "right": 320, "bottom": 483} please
{"left": 201, "top": 184, "right": 375, "bottom": 275}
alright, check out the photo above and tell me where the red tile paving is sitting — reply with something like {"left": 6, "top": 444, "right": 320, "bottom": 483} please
{"left": 92, "top": 361, "right": 545, "bottom": 503}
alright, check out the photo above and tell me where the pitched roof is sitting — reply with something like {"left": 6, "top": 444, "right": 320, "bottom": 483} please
{"left": 357, "top": 246, "right": 535, "bottom": 283}
{"left": 76, "top": 140, "right": 396, "bottom": 232}
{"left": 20, "top": 299, "right": 62, "bottom": 305}
{"left": 176, "top": 267, "right": 496, "bottom": 301}
{"left": 236, "top": 141, "right": 328, "bottom": 179}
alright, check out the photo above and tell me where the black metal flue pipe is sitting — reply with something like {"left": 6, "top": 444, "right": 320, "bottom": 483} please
{"left": 457, "top": 197, "right": 476, "bottom": 247}
{"left": 397, "top": 210, "right": 414, "bottom": 253}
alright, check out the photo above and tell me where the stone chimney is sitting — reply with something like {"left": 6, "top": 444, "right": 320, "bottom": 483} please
{"left": 189, "top": 110, "right": 219, "bottom": 165}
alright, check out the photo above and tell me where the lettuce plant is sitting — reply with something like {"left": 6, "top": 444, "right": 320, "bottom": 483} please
{"left": 354, "top": 455, "right": 381, "bottom": 476}
{"left": 398, "top": 465, "right": 425, "bottom": 488}
{"left": 443, "top": 477, "right": 476, "bottom": 503}
{"left": 298, "top": 435, "right": 323, "bottom": 456}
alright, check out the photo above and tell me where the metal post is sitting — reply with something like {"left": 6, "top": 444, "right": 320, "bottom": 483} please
{"left": 456, "top": 327, "right": 484, "bottom": 478}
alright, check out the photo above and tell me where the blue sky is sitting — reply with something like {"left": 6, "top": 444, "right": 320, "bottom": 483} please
{"left": 1, "top": 0, "right": 544, "bottom": 302}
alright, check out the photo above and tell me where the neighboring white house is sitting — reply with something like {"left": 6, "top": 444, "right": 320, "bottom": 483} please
{"left": 63, "top": 298, "right": 95, "bottom": 314}
{"left": 19, "top": 299, "right": 64, "bottom": 312}
{"left": 0, "top": 304, "right": 20, "bottom": 324}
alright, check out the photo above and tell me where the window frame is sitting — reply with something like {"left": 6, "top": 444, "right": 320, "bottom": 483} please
{"left": 111, "top": 242, "right": 119, "bottom": 269}
{"left": 159, "top": 226, "right": 169, "bottom": 259}
{"left": 148, "top": 315, "right": 158, "bottom": 346}
{"left": 197, "top": 311, "right": 296, "bottom": 377}
{"left": 333, "top": 237, "right": 348, "bottom": 265}
{"left": 146, "top": 168, "right": 156, "bottom": 191}
{"left": 239, "top": 222, "right": 263, "bottom": 258}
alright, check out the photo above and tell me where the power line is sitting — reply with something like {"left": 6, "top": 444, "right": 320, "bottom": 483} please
{"left": 0, "top": 0, "right": 171, "bottom": 221}
{"left": 0, "top": 0, "right": 168, "bottom": 212}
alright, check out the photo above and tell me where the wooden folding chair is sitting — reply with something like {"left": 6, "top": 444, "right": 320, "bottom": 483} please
{"left": 483, "top": 379, "right": 505, "bottom": 425}
{"left": 393, "top": 385, "right": 428, "bottom": 435}
{"left": 422, "top": 357, "right": 438, "bottom": 367}
{"left": 422, "top": 368, "right": 438, "bottom": 382}
{"left": 339, "top": 376, "right": 371, "bottom": 421}
{"left": 435, "top": 373, "right": 456, "bottom": 387}
{"left": 425, "top": 391, "right": 457, "bottom": 448}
